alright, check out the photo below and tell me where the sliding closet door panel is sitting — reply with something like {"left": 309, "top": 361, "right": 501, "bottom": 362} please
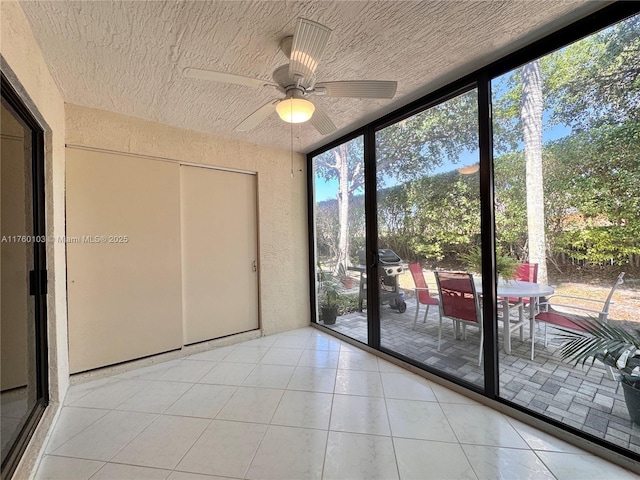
{"left": 181, "top": 166, "right": 259, "bottom": 344}
{"left": 66, "top": 149, "right": 182, "bottom": 373}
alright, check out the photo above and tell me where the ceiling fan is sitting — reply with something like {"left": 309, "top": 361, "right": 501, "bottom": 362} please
{"left": 183, "top": 18, "right": 397, "bottom": 135}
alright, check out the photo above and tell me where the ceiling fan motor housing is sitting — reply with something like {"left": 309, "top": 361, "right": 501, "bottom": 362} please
{"left": 272, "top": 64, "right": 315, "bottom": 95}
{"left": 279, "top": 36, "right": 293, "bottom": 58}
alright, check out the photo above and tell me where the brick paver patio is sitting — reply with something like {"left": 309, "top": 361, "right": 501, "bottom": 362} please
{"left": 321, "top": 297, "right": 640, "bottom": 454}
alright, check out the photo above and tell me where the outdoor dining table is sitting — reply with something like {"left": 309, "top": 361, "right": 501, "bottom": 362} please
{"left": 475, "top": 279, "right": 554, "bottom": 359}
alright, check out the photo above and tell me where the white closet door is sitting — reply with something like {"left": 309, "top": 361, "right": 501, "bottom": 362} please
{"left": 180, "top": 166, "right": 259, "bottom": 344}
{"left": 66, "top": 149, "right": 183, "bottom": 373}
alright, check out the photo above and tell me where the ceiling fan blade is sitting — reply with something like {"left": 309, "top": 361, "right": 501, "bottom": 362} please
{"left": 315, "top": 80, "right": 397, "bottom": 99}
{"left": 309, "top": 101, "right": 336, "bottom": 135}
{"left": 183, "top": 67, "right": 276, "bottom": 89}
{"left": 235, "top": 100, "right": 279, "bottom": 131}
{"left": 289, "top": 18, "right": 331, "bottom": 81}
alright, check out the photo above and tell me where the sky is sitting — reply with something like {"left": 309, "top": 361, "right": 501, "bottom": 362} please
{"left": 314, "top": 120, "right": 572, "bottom": 202}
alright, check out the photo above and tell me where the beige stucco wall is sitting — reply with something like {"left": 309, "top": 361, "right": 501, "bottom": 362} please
{"left": 1, "top": 2, "right": 308, "bottom": 475}
{"left": 1, "top": 1, "right": 68, "bottom": 477}
{"left": 65, "top": 104, "right": 310, "bottom": 336}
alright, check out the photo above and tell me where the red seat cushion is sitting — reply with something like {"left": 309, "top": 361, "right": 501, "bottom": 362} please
{"left": 535, "top": 311, "right": 587, "bottom": 331}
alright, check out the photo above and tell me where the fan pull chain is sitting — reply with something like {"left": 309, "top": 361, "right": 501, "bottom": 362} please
{"left": 290, "top": 100, "right": 294, "bottom": 178}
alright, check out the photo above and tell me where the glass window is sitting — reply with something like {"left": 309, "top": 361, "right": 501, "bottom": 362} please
{"left": 492, "top": 13, "right": 640, "bottom": 453}
{"left": 312, "top": 136, "right": 368, "bottom": 345}
{"left": 376, "top": 89, "right": 484, "bottom": 387}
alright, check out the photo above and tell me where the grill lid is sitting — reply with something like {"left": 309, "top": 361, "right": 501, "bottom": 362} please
{"left": 378, "top": 249, "right": 402, "bottom": 265}
{"left": 358, "top": 249, "right": 403, "bottom": 266}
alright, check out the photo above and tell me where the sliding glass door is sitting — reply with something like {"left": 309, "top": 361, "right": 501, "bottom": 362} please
{"left": 1, "top": 76, "right": 48, "bottom": 477}
{"left": 375, "top": 89, "right": 483, "bottom": 387}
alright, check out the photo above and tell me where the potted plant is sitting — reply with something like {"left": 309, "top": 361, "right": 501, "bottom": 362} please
{"left": 337, "top": 263, "right": 355, "bottom": 289}
{"left": 461, "top": 246, "right": 520, "bottom": 282}
{"left": 558, "top": 318, "right": 640, "bottom": 424}
{"left": 318, "top": 272, "right": 343, "bottom": 325}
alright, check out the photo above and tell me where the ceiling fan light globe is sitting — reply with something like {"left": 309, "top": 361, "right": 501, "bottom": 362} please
{"left": 276, "top": 98, "right": 315, "bottom": 123}
{"left": 458, "top": 163, "right": 480, "bottom": 174}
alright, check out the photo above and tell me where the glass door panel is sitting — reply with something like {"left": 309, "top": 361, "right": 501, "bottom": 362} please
{"left": 375, "top": 89, "right": 484, "bottom": 387}
{"left": 312, "top": 136, "right": 368, "bottom": 345}
{"left": 492, "top": 13, "right": 640, "bottom": 453}
{"left": 0, "top": 97, "right": 44, "bottom": 468}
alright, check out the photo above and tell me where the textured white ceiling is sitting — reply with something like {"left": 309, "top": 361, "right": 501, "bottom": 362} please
{"left": 21, "top": 1, "right": 607, "bottom": 153}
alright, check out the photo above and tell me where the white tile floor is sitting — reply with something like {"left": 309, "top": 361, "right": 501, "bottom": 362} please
{"left": 34, "top": 327, "right": 638, "bottom": 480}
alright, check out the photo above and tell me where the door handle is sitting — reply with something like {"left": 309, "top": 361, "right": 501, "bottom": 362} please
{"left": 252, "top": 260, "right": 257, "bottom": 272}
{"left": 369, "top": 251, "right": 378, "bottom": 268}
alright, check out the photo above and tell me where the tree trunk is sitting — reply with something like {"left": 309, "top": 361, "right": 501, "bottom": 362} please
{"left": 521, "top": 60, "right": 548, "bottom": 284}
{"left": 336, "top": 144, "right": 350, "bottom": 273}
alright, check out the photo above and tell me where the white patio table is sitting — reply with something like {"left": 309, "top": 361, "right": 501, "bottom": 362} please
{"left": 475, "top": 279, "right": 554, "bottom": 359}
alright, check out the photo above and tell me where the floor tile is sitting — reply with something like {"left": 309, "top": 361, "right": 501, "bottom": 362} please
{"left": 35, "top": 328, "right": 638, "bottom": 480}
{"left": 505, "top": 417, "right": 585, "bottom": 453}
{"left": 330, "top": 394, "right": 390, "bottom": 435}
{"left": 387, "top": 398, "right": 457, "bottom": 442}
{"left": 334, "top": 369, "right": 384, "bottom": 397}
{"left": 115, "top": 380, "right": 192, "bottom": 414}
{"left": 216, "top": 386, "right": 284, "bottom": 423}
{"left": 297, "top": 349, "right": 339, "bottom": 368}
{"left": 44, "top": 407, "right": 109, "bottom": 453}
{"left": 287, "top": 366, "right": 336, "bottom": 393}
{"left": 535, "top": 451, "right": 638, "bottom": 479}
{"left": 164, "top": 384, "right": 236, "bottom": 418}
{"left": 462, "top": 444, "right": 554, "bottom": 480}
{"left": 187, "top": 345, "right": 236, "bottom": 362}
{"left": 378, "top": 358, "right": 411, "bottom": 373}
{"left": 34, "top": 455, "right": 104, "bottom": 480}
{"left": 168, "top": 472, "right": 235, "bottom": 480}
{"left": 323, "top": 431, "right": 399, "bottom": 480}
{"left": 176, "top": 420, "right": 266, "bottom": 478}
{"left": 428, "top": 381, "right": 479, "bottom": 404}
{"left": 197, "top": 362, "right": 255, "bottom": 386}
{"left": 114, "top": 360, "right": 183, "bottom": 380}
{"left": 111, "top": 415, "right": 210, "bottom": 469}
{"left": 142, "top": 360, "right": 216, "bottom": 383}
{"left": 241, "top": 335, "right": 279, "bottom": 347}
{"left": 280, "top": 327, "right": 314, "bottom": 337}
{"left": 305, "top": 335, "right": 342, "bottom": 351}
{"left": 51, "top": 410, "right": 157, "bottom": 461}
{"left": 68, "top": 379, "right": 145, "bottom": 409}
{"left": 222, "top": 346, "right": 270, "bottom": 363}
{"left": 271, "top": 390, "right": 332, "bottom": 429}
{"left": 63, "top": 378, "right": 120, "bottom": 405}
{"left": 91, "top": 462, "right": 171, "bottom": 479}
{"left": 245, "top": 425, "right": 326, "bottom": 480}
{"left": 259, "top": 347, "right": 304, "bottom": 365}
{"left": 381, "top": 372, "right": 437, "bottom": 401}
{"left": 339, "top": 342, "right": 364, "bottom": 353}
{"left": 394, "top": 437, "right": 477, "bottom": 480}
{"left": 440, "top": 403, "right": 529, "bottom": 448}
{"left": 338, "top": 350, "right": 380, "bottom": 371}
{"left": 272, "top": 335, "right": 310, "bottom": 349}
{"left": 241, "top": 364, "right": 295, "bottom": 389}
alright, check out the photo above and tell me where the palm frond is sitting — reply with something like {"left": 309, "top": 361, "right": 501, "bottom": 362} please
{"left": 556, "top": 317, "right": 640, "bottom": 369}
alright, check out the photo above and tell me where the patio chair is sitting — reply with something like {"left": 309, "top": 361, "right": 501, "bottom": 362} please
{"left": 498, "top": 262, "right": 538, "bottom": 345}
{"left": 435, "top": 271, "right": 483, "bottom": 366}
{"left": 508, "top": 263, "right": 539, "bottom": 304}
{"left": 534, "top": 272, "right": 625, "bottom": 372}
{"left": 408, "top": 263, "right": 439, "bottom": 329}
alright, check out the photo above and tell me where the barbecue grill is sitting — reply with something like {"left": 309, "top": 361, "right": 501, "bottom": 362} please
{"left": 354, "top": 249, "right": 407, "bottom": 313}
